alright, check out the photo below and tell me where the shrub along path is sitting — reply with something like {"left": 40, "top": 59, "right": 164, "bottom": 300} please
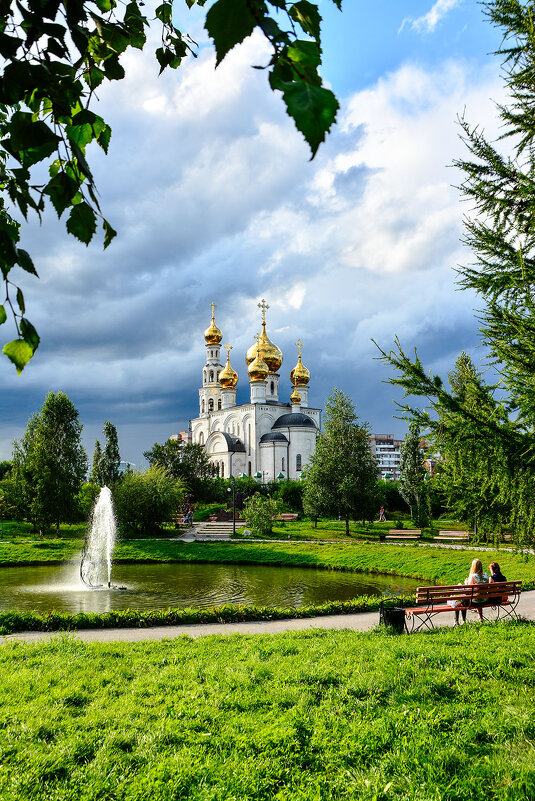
{"left": 4, "top": 588, "right": 535, "bottom": 644}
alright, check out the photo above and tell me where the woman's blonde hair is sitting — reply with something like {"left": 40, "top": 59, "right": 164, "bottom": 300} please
{"left": 470, "top": 558, "right": 483, "bottom": 576}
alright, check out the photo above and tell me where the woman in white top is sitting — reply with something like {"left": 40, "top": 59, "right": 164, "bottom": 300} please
{"left": 455, "top": 558, "right": 489, "bottom": 623}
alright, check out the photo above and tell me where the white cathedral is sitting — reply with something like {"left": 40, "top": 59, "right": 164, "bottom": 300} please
{"left": 188, "top": 300, "right": 321, "bottom": 481}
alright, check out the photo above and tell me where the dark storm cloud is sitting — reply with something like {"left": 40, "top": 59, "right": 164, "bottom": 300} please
{"left": 0, "top": 46, "right": 501, "bottom": 462}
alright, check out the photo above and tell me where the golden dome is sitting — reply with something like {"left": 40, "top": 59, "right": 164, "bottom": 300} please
{"left": 204, "top": 302, "right": 222, "bottom": 344}
{"left": 245, "top": 299, "right": 282, "bottom": 373}
{"left": 219, "top": 343, "right": 238, "bottom": 389}
{"left": 290, "top": 339, "right": 310, "bottom": 386}
{"left": 248, "top": 335, "right": 269, "bottom": 381}
{"left": 290, "top": 385, "right": 301, "bottom": 405}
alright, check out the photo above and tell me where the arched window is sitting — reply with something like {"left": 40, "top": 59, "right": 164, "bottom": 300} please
{"left": 248, "top": 461, "right": 252, "bottom": 476}
{"left": 208, "top": 399, "right": 214, "bottom": 411}
{"left": 199, "top": 432, "right": 204, "bottom": 446}
{"left": 217, "top": 399, "right": 222, "bottom": 410}
{"left": 282, "top": 457, "right": 285, "bottom": 472}
{"left": 296, "top": 453, "right": 302, "bottom": 471}
{"left": 271, "top": 381, "right": 275, "bottom": 394}
{"left": 203, "top": 370, "right": 207, "bottom": 384}
{"left": 201, "top": 399, "right": 205, "bottom": 413}
{"left": 209, "top": 371, "right": 214, "bottom": 383}
{"left": 221, "top": 462, "right": 224, "bottom": 478}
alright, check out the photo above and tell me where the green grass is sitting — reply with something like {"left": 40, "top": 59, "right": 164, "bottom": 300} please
{"left": 0, "top": 521, "right": 87, "bottom": 540}
{"left": 1, "top": 622, "right": 535, "bottom": 800}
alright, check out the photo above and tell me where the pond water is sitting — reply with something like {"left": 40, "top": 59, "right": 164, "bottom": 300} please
{"left": 0, "top": 562, "right": 424, "bottom": 614}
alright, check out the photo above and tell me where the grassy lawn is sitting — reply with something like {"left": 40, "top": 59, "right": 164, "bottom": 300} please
{"left": 1, "top": 622, "right": 535, "bottom": 800}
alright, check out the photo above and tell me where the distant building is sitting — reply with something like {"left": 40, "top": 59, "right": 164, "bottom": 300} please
{"left": 170, "top": 431, "right": 192, "bottom": 444}
{"left": 178, "top": 301, "right": 321, "bottom": 481}
{"left": 369, "top": 433, "right": 403, "bottom": 481}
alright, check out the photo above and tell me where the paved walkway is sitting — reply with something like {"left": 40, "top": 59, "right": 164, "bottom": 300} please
{"left": 3, "top": 589, "right": 535, "bottom": 645}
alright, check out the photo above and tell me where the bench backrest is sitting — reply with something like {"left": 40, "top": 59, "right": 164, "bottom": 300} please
{"left": 416, "top": 581, "right": 522, "bottom": 606}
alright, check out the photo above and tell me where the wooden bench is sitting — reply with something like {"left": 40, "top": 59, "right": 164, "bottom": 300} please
{"left": 277, "top": 513, "right": 299, "bottom": 521}
{"left": 404, "top": 581, "right": 522, "bottom": 633}
{"left": 433, "top": 530, "right": 469, "bottom": 542}
{"left": 386, "top": 529, "right": 421, "bottom": 540}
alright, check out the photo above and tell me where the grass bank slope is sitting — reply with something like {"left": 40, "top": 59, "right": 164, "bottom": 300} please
{"left": 1, "top": 622, "right": 535, "bottom": 800}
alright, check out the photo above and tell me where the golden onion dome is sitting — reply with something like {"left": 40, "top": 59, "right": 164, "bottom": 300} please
{"left": 204, "top": 302, "right": 222, "bottom": 344}
{"left": 248, "top": 336, "right": 269, "bottom": 382}
{"left": 245, "top": 321, "right": 283, "bottom": 373}
{"left": 290, "top": 385, "right": 301, "bottom": 405}
{"left": 290, "top": 340, "right": 310, "bottom": 386}
{"left": 219, "top": 344, "right": 238, "bottom": 389}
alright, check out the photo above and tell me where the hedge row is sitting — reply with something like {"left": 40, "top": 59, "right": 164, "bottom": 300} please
{"left": 0, "top": 595, "right": 416, "bottom": 636}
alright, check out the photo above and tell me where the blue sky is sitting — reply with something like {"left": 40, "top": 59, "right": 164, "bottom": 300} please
{"left": 0, "top": 0, "right": 506, "bottom": 465}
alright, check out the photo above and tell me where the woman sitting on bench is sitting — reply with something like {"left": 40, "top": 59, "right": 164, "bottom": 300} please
{"left": 455, "top": 558, "right": 489, "bottom": 624}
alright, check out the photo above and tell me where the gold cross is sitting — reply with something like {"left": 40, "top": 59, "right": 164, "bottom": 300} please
{"left": 258, "top": 299, "right": 269, "bottom": 321}
{"left": 211, "top": 301, "right": 216, "bottom": 319}
{"left": 225, "top": 342, "right": 232, "bottom": 359}
{"left": 296, "top": 339, "right": 303, "bottom": 357}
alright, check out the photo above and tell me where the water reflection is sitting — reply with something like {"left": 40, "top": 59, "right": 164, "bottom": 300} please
{"left": 0, "top": 562, "right": 424, "bottom": 614}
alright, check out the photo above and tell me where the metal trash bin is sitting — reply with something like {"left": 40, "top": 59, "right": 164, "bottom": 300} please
{"left": 379, "top": 601, "right": 406, "bottom": 633}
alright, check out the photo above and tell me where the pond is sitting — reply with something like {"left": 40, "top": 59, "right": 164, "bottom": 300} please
{"left": 0, "top": 562, "right": 424, "bottom": 614}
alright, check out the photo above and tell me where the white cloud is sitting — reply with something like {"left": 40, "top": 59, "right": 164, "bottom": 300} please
{"left": 0, "top": 34, "right": 504, "bottom": 458}
{"left": 400, "top": 0, "right": 464, "bottom": 34}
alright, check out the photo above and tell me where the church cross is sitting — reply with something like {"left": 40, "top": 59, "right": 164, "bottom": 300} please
{"left": 258, "top": 298, "right": 269, "bottom": 322}
{"left": 225, "top": 342, "right": 233, "bottom": 359}
{"left": 296, "top": 339, "right": 303, "bottom": 358}
{"left": 211, "top": 301, "right": 216, "bottom": 319}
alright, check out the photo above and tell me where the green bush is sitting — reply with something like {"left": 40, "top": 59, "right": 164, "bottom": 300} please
{"left": 243, "top": 494, "right": 282, "bottom": 536}
{"left": 72, "top": 482, "right": 100, "bottom": 522}
{"left": 113, "top": 466, "right": 184, "bottom": 535}
{"left": 272, "top": 479, "right": 304, "bottom": 513}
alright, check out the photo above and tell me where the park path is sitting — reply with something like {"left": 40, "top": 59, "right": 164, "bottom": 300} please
{"left": 3, "top": 589, "right": 535, "bottom": 645}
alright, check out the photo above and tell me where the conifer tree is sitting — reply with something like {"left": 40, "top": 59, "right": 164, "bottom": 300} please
{"left": 378, "top": 0, "right": 535, "bottom": 543}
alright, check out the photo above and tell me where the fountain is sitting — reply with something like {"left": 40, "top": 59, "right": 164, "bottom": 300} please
{"left": 80, "top": 486, "right": 116, "bottom": 588}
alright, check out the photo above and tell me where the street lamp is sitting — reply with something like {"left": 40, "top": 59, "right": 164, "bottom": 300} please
{"left": 227, "top": 474, "right": 236, "bottom": 537}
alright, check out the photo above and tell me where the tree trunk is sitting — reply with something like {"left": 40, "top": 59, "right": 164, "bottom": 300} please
{"left": 345, "top": 514, "right": 349, "bottom": 537}
{"left": 56, "top": 518, "right": 60, "bottom": 537}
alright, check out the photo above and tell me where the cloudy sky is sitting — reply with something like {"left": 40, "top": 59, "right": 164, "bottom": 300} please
{"left": 0, "top": 0, "right": 505, "bottom": 465}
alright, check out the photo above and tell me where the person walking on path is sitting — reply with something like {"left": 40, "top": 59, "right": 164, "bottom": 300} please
{"left": 379, "top": 506, "right": 386, "bottom": 522}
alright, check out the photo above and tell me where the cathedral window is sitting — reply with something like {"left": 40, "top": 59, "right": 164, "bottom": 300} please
{"left": 208, "top": 399, "right": 214, "bottom": 411}
{"left": 202, "top": 400, "right": 205, "bottom": 413}
{"left": 282, "top": 457, "right": 285, "bottom": 472}
{"left": 296, "top": 454, "right": 302, "bottom": 471}
{"left": 209, "top": 371, "right": 214, "bottom": 383}
{"left": 248, "top": 461, "right": 252, "bottom": 476}
{"left": 221, "top": 462, "right": 224, "bottom": 478}
{"left": 271, "top": 381, "right": 274, "bottom": 394}
{"left": 218, "top": 399, "right": 222, "bottom": 410}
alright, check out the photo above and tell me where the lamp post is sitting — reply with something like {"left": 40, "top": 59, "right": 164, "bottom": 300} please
{"left": 227, "top": 475, "right": 236, "bottom": 537}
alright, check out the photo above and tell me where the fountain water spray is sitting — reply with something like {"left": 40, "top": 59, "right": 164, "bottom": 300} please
{"left": 80, "top": 486, "right": 117, "bottom": 588}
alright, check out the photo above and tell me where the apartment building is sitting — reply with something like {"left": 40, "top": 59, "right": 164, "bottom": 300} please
{"left": 369, "top": 433, "right": 403, "bottom": 481}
